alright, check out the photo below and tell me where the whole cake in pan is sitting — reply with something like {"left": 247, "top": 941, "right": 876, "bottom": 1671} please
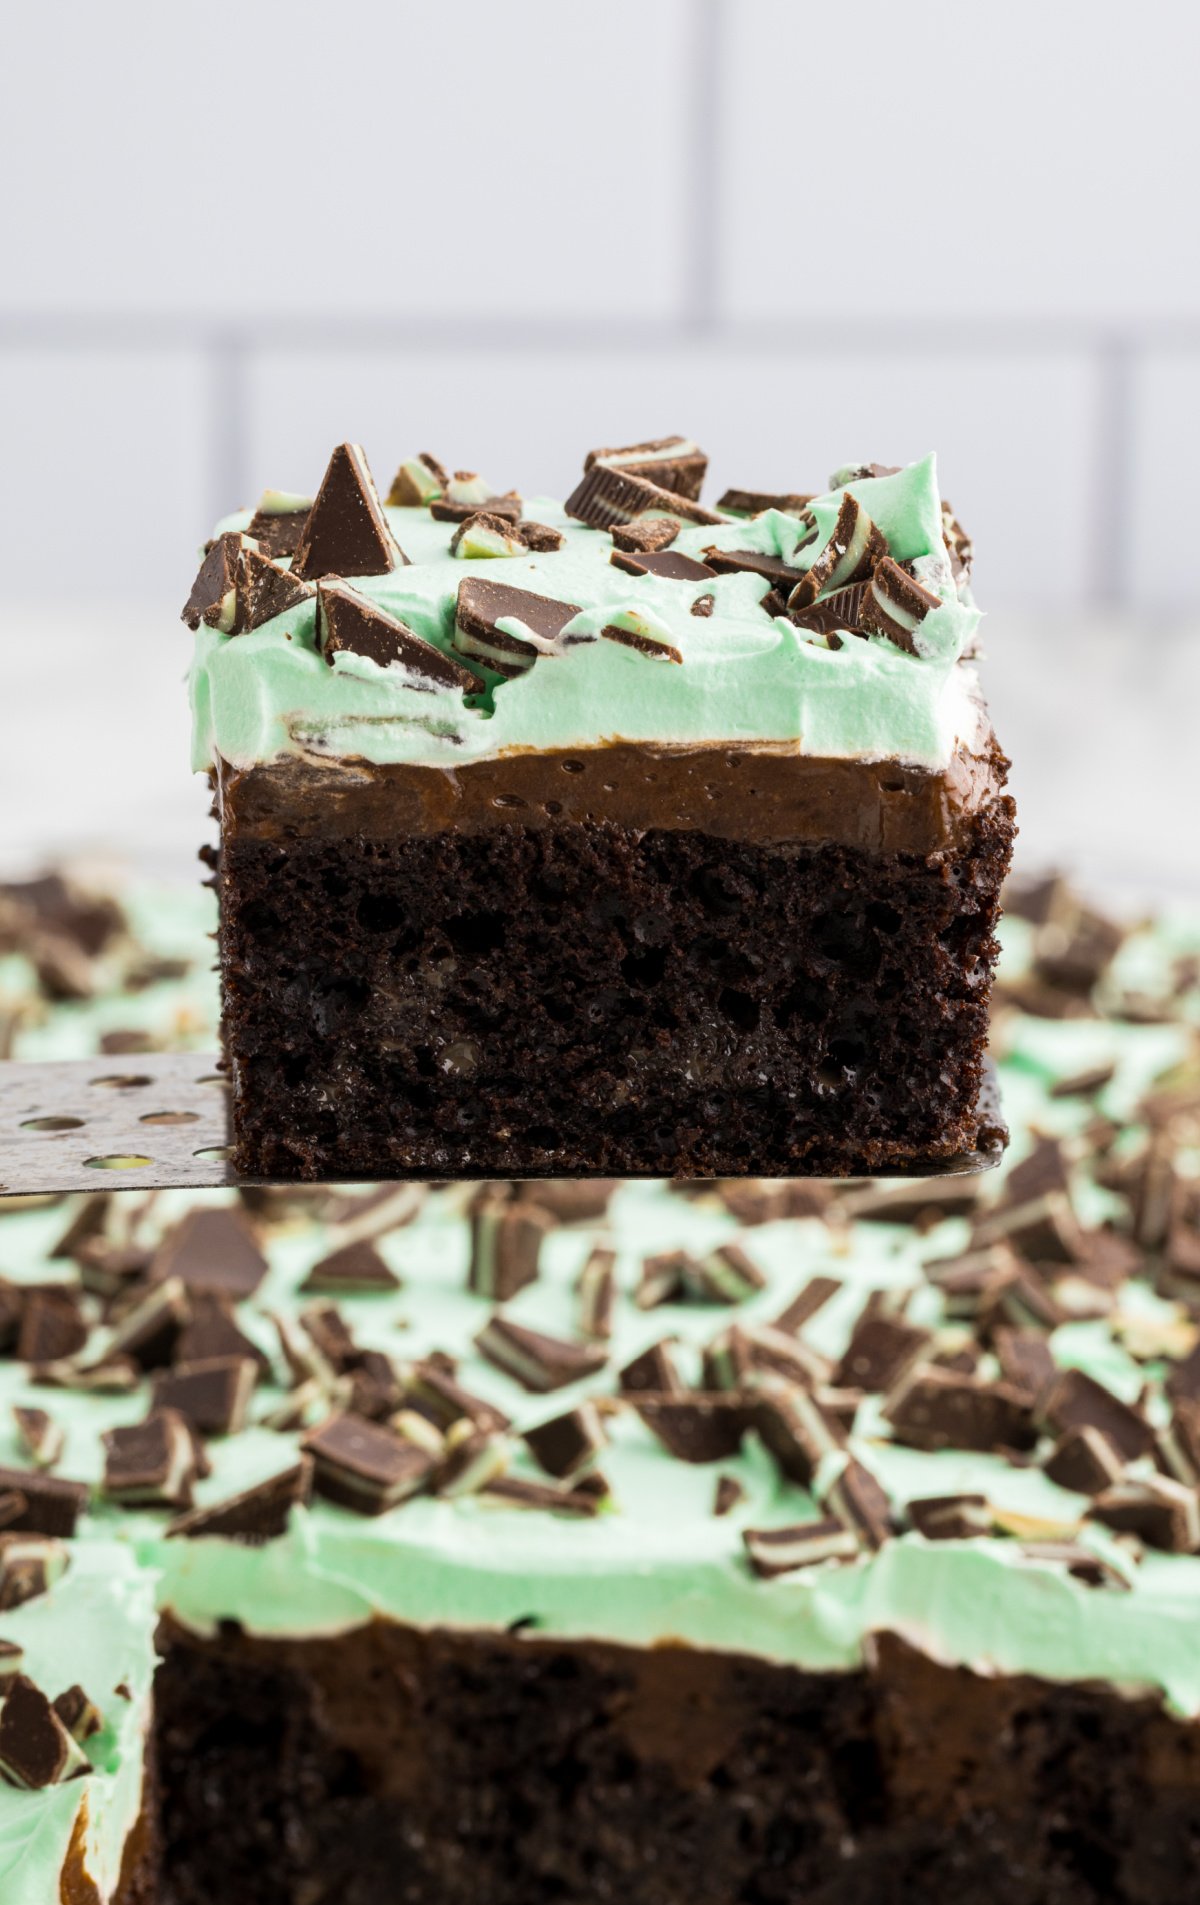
{"left": 185, "top": 441, "right": 1014, "bottom": 1180}
{"left": 0, "top": 869, "right": 1198, "bottom": 1902}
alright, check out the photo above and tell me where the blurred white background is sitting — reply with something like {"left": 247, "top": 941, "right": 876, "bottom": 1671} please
{"left": 1, "top": 0, "right": 1197, "bottom": 897}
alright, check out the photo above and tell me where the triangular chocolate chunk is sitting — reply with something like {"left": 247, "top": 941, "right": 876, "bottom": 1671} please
{"left": 319, "top": 582, "right": 482, "bottom": 693}
{"left": 181, "top": 532, "right": 243, "bottom": 631}
{"left": 241, "top": 547, "right": 316, "bottom": 633}
{"left": 291, "top": 444, "right": 407, "bottom": 581}
{"left": 300, "top": 1240, "right": 401, "bottom": 1294}
{"left": 453, "top": 577, "right": 583, "bottom": 679}
{"left": 246, "top": 490, "right": 313, "bottom": 559}
{"left": 167, "top": 1459, "right": 313, "bottom": 1544}
{"left": 150, "top": 1208, "right": 268, "bottom": 1301}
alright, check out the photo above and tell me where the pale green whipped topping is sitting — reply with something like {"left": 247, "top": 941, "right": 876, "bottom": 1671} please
{"left": 0, "top": 1546, "right": 157, "bottom": 1905}
{"left": 188, "top": 454, "right": 986, "bottom": 774}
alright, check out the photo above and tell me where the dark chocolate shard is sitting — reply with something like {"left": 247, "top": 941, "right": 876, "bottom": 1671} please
{"left": 151, "top": 1356, "right": 257, "bottom": 1437}
{"left": 716, "top": 487, "right": 814, "bottom": 518}
{"left": 0, "top": 1677, "right": 87, "bottom": 1789}
{"left": 239, "top": 546, "right": 316, "bottom": 633}
{"left": 303, "top": 1414, "right": 434, "bottom": 1516}
{"left": 833, "top": 1317, "right": 930, "bottom": 1394}
{"left": 17, "top": 1291, "right": 88, "bottom": 1368}
{"left": 181, "top": 531, "right": 244, "bottom": 631}
{"left": 636, "top": 1250, "right": 691, "bottom": 1311}
{"left": 454, "top": 576, "right": 583, "bottom": 679}
{"left": 584, "top": 436, "right": 708, "bottom": 501}
{"left": 1043, "top": 1425, "right": 1126, "bottom": 1495}
{"left": 0, "top": 1469, "right": 87, "bottom": 1538}
{"left": 634, "top": 1393, "right": 746, "bottom": 1463}
{"left": 290, "top": 443, "right": 406, "bottom": 581}
{"left": 564, "top": 463, "right": 723, "bottom": 530}
{"left": 683, "top": 1242, "right": 767, "bottom": 1306}
{"left": 1089, "top": 1475, "right": 1200, "bottom": 1553}
{"left": 245, "top": 495, "right": 312, "bottom": 560}
{"left": 12, "top": 1407, "right": 63, "bottom": 1471}
{"left": 993, "top": 1328, "right": 1057, "bottom": 1404}
{"left": 750, "top": 1375, "right": 845, "bottom": 1486}
{"left": 481, "top": 1476, "right": 597, "bottom": 1517}
{"left": 501, "top": 1180, "right": 618, "bottom": 1224}
{"left": 468, "top": 1201, "right": 549, "bottom": 1302}
{"left": 1037, "top": 1368, "right": 1155, "bottom": 1464}
{"left": 702, "top": 547, "right": 807, "bottom": 591}
{"left": 618, "top": 1340, "right": 683, "bottom": 1396}
{"left": 577, "top": 1246, "right": 616, "bottom": 1341}
{"left": 108, "top": 1277, "right": 189, "bottom": 1371}
{"left": 942, "top": 498, "right": 974, "bottom": 579}
{"left": 434, "top": 1424, "right": 510, "bottom": 1499}
{"left": 907, "top": 1493, "right": 993, "bottom": 1541}
{"left": 609, "top": 548, "right": 716, "bottom": 582}
{"left": 524, "top": 1401, "right": 606, "bottom": 1479}
{"left": 0, "top": 1536, "right": 69, "bottom": 1611}
{"left": 175, "top": 1293, "right": 270, "bottom": 1376}
{"left": 404, "top": 1361, "right": 510, "bottom": 1437}
{"left": 609, "top": 518, "right": 680, "bottom": 554}
{"left": 474, "top": 1317, "right": 608, "bottom": 1394}
{"left": 0, "top": 1494, "right": 28, "bottom": 1534}
{"left": 973, "top": 1188, "right": 1087, "bottom": 1265}
{"left": 52, "top": 1684, "right": 103, "bottom": 1744}
{"left": 600, "top": 614, "right": 683, "bottom": 665}
{"left": 516, "top": 520, "right": 565, "bottom": 552}
{"left": 713, "top": 1474, "right": 745, "bottom": 1517}
{"left": 448, "top": 511, "right": 530, "bottom": 559}
{"left": 822, "top": 1457, "right": 892, "bottom": 1549}
{"left": 102, "top": 1411, "right": 196, "bottom": 1509}
{"left": 386, "top": 452, "right": 449, "bottom": 507}
{"left": 883, "top": 1368, "right": 1038, "bottom": 1455}
{"left": 786, "top": 492, "right": 887, "bottom": 611}
{"left": 773, "top": 1276, "right": 842, "bottom": 1334}
{"left": 691, "top": 592, "right": 715, "bottom": 617}
{"left": 743, "top": 1517, "right": 858, "bottom": 1579}
{"left": 859, "top": 556, "right": 941, "bottom": 655}
{"left": 703, "top": 1322, "right": 829, "bottom": 1394}
{"left": 150, "top": 1208, "right": 268, "bottom": 1302}
{"left": 430, "top": 490, "right": 522, "bottom": 525}
{"left": 49, "top": 1195, "right": 110, "bottom": 1264}
{"left": 300, "top": 1240, "right": 401, "bottom": 1295}
{"left": 1020, "top": 1541, "right": 1130, "bottom": 1590}
{"left": 167, "top": 1459, "right": 313, "bottom": 1544}
{"left": 319, "top": 580, "right": 480, "bottom": 692}
{"left": 788, "top": 579, "right": 871, "bottom": 637}
{"left": 1156, "top": 1400, "right": 1200, "bottom": 1486}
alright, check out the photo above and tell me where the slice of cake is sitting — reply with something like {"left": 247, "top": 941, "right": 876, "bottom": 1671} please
{"left": 185, "top": 442, "right": 1014, "bottom": 1180}
{"left": 0, "top": 867, "right": 1199, "bottom": 1900}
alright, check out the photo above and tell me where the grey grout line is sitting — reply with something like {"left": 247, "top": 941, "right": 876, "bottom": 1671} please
{"left": 1089, "top": 338, "right": 1136, "bottom": 610}
{"left": 681, "top": 0, "right": 722, "bottom": 336}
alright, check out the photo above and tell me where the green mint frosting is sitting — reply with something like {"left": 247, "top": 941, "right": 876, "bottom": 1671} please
{"left": 188, "top": 455, "right": 984, "bottom": 774}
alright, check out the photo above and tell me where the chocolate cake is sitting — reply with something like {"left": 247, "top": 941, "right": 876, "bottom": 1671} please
{"left": 185, "top": 443, "right": 1015, "bottom": 1180}
{"left": 1, "top": 866, "right": 1200, "bottom": 1900}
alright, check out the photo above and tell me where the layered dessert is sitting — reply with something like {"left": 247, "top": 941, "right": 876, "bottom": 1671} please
{"left": 185, "top": 442, "right": 1014, "bottom": 1179}
{"left": 0, "top": 867, "right": 1198, "bottom": 1900}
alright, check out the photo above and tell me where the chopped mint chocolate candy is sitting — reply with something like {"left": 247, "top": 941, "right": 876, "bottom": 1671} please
{"left": 175, "top": 1293, "right": 270, "bottom": 1376}
{"left": 773, "top": 1276, "right": 842, "bottom": 1334}
{"left": 151, "top": 1208, "right": 268, "bottom": 1302}
{"left": 634, "top": 1394, "right": 746, "bottom": 1463}
{"left": 715, "top": 487, "right": 814, "bottom": 518}
{"left": 858, "top": 556, "right": 941, "bottom": 655}
{"left": 246, "top": 490, "right": 313, "bottom": 560}
{"left": 0, "top": 1677, "right": 88, "bottom": 1789}
{"left": 0, "top": 1468, "right": 87, "bottom": 1538}
{"left": 167, "top": 1459, "right": 314, "bottom": 1543}
{"left": 151, "top": 1355, "right": 257, "bottom": 1437}
{"left": 431, "top": 491, "right": 522, "bottom": 525}
{"left": 702, "top": 547, "right": 808, "bottom": 591}
{"left": 0, "top": 1494, "right": 28, "bottom": 1533}
{"left": 300, "top": 1240, "right": 401, "bottom": 1295}
{"left": 52, "top": 1684, "right": 103, "bottom": 1744}
{"left": 1020, "top": 1542, "right": 1130, "bottom": 1590}
{"left": 239, "top": 546, "right": 316, "bottom": 633}
{"left": 102, "top": 1411, "right": 196, "bottom": 1509}
{"left": 0, "top": 1536, "right": 69, "bottom": 1611}
{"left": 290, "top": 443, "right": 407, "bottom": 581}
{"left": 481, "top": 1476, "right": 597, "bottom": 1517}
{"left": 434, "top": 1423, "right": 510, "bottom": 1499}
{"left": 787, "top": 492, "right": 887, "bottom": 610}
{"left": 743, "top": 1517, "right": 858, "bottom": 1579}
{"left": 830, "top": 463, "right": 902, "bottom": 487}
{"left": 108, "top": 1276, "right": 189, "bottom": 1370}
{"left": 404, "top": 1360, "right": 510, "bottom": 1436}
{"left": 618, "top": 1340, "right": 683, "bottom": 1395}
{"left": 635, "top": 1250, "right": 691, "bottom": 1310}
{"left": 474, "top": 1317, "right": 608, "bottom": 1394}
{"left": 713, "top": 1473, "right": 745, "bottom": 1516}
{"left": 449, "top": 512, "right": 529, "bottom": 559}
{"left": 1037, "top": 1368, "right": 1155, "bottom": 1464}
{"left": 564, "top": 463, "right": 723, "bottom": 530}
{"left": 49, "top": 1193, "right": 110, "bottom": 1264}
{"left": 609, "top": 517, "right": 681, "bottom": 554}
{"left": 304, "top": 1414, "right": 434, "bottom": 1515}
{"left": 704, "top": 1322, "right": 829, "bottom": 1393}
{"left": 577, "top": 1246, "right": 616, "bottom": 1340}
{"left": 788, "top": 579, "right": 871, "bottom": 638}
{"left": 524, "top": 1401, "right": 606, "bottom": 1479}
{"left": 468, "top": 1200, "right": 549, "bottom": 1301}
{"left": 907, "top": 1493, "right": 993, "bottom": 1541}
{"left": 883, "top": 1368, "right": 1038, "bottom": 1455}
{"left": 516, "top": 520, "right": 565, "bottom": 552}
{"left": 833, "top": 1316, "right": 930, "bottom": 1393}
{"left": 1156, "top": 1402, "right": 1200, "bottom": 1486}
{"left": 0, "top": 1642, "right": 22, "bottom": 1690}
{"left": 750, "top": 1375, "right": 845, "bottom": 1486}
{"left": 17, "top": 1289, "right": 88, "bottom": 1367}
{"left": 11, "top": 1406, "right": 62, "bottom": 1471}
{"left": 584, "top": 436, "right": 708, "bottom": 501}
{"left": 822, "top": 1457, "right": 892, "bottom": 1549}
{"left": 691, "top": 592, "right": 715, "bottom": 617}
{"left": 1044, "top": 1425, "right": 1126, "bottom": 1495}
{"left": 609, "top": 548, "right": 717, "bottom": 582}
{"left": 601, "top": 611, "right": 682, "bottom": 665}
{"left": 32, "top": 1354, "right": 140, "bottom": 1396}
{"left": 319, "top": 580, "right": 481, "bottom": 692}
{"left": 1090, "top": 1476, "right": 1200, "bottom": 1553}
{"left": 993, "top": 1328, "right": 1057, "bottom": 1403}
{"left": 683, "top": 1242, "right": 766, "bottom": 1305}
{"left": 453, "top": 576, "right": 583, "bottom": 679}
{"left": 181, "top": 531, "right": 244, "bottom": 632}
{"left": 386, "top": 451, "right": 449, "bottom": 507}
